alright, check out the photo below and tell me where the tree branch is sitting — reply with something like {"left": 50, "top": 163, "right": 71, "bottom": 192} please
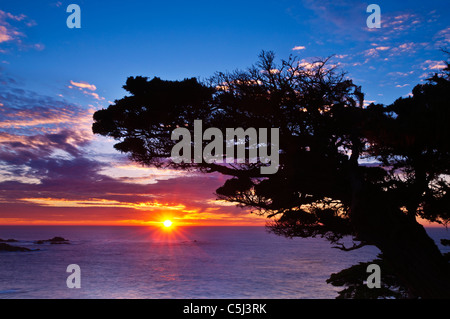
{"left": 332, "top": 241, "right": 368, "bottom": 251}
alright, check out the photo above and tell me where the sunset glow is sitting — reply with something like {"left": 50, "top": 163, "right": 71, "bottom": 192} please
{"left": 1, "top": 0, "right": 449, "bottom": 305}
{"left": 163, "top": 220, "right": 173, "bottom": 228}
{"left": 0, "top": 1, "right": 448, "bottom": 227}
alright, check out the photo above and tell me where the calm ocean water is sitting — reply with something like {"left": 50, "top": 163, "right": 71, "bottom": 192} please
{"left": 0, "top": 226, "right": 448, "bottom": 299}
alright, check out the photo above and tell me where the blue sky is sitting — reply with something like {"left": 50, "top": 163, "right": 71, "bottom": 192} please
{"left": 2, "top": 0, "right": 449, "bottom": 104}
{"left": 0, "top": 0, "right": 449, "bottom": 225}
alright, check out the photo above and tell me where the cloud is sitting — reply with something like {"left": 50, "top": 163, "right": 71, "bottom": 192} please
{"left": 0, "top": 25, "right": 12, "bottom": 43}
{"left": 82, "top": 90, "right": 105, "bottom": 101}
{"left": 433, "top": 27, "right": 450, "bottom": 48}
{"left": 420, "top": 60, "right": 447, "bottom": 71}
{"left": 100, "top": 161, "right": 191, "bottom": 185}
{"left": 292, "top": 46, "right": 306, "bottom": 51}
{"left": 0, "top": 155, "right": 262, "bottom": 225}
{"left": 69, "top": 80, "right": 97, "bottom": 91}
{"left": 0, "top": 10, "right": 39, "bottom": 49}
{"left": 297, "top": 59, "right": 323, "bottom": 70}
{"left": 361, "top": 45, "right": 396, "bottom": 59}
{"left": 0, "top": 23, "right": 23, "bottom": 44}
{"left": 364, "top": 12, "right": 426, "bottom": 50}
{"left": 388, "top": 42, "right": 423, "bottom": 56}
{"left": 363, "top": 100, "right": 376, "bottom": 107}
{"left": 0, "top": 76, "right": 260, "bottom": 225}
{"left": 0, "top": 10, "right": 26, "bottom": 22}
{"left": 0, "top": 77, "right": 96, "bottom": 171}
{"left": 387, "top": 71, "right": 414, "bottom": 78}
{"left": 67, "top": 80, "right": 106, "bottom": 101}
{"left": 0, "top": 84, "right": 94, "bottom": 134}
{"left": 363, "top": 48, "right": 379, "bottom": 58}
{"left": 32, "top": 43, "right": 45, "bottom": 51}
{"left": 362, "top": 42, "right": 422, "bottom": 60}
{"left": 0, "top": 129, "right": 90, "bottom": 165}
{"left": 381, "top": 13, "right": 421, "bottom": 34}
{"left": 0, "top": 106, "right": 91, "bottom": 130}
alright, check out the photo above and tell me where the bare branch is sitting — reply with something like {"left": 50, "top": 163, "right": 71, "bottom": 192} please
{"left": 332, "top": 241, "right": 368, "bottom": 251}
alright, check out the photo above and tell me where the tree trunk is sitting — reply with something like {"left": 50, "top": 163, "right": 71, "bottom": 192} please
{"left": 350, "top": 180, "right": 450, "bottom": 298}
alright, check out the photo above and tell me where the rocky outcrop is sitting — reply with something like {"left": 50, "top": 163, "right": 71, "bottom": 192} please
{"left": 0, "top": 236, "right": 69, "bottom": 251}
{"left": 35, "top": 236, "right": 70, "bottom": 244}
{"left": 0, "top": 243, "right": 35, "bottom": 252}
{"left": 0, "top": 239, "right": 19, "bottom": 242}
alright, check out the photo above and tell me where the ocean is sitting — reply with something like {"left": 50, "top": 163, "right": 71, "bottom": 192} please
{"left": 0, "top": 226, "right": 448, "bottom": 299}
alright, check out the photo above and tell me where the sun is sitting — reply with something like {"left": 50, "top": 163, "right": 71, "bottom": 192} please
{"left": 163, "top": 220, "right": 173, "bottom": 228}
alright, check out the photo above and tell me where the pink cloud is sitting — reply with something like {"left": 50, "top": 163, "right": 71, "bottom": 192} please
{"left": 0, "top": 23, "right": 23, "bottom": 44}
{"left": 68, "top": 80, "right": 106, "bottom": 101}
{"left": 420, "top": 60, "right": 447, "bottom": 71}
{"left": 0, "top": 10, "right": 26, "bottom": 22}
{"left": 433, "top": 27, "right": 450, "bottom": 48}
{"left": 69, "top": 80, "right": 97, "bottom": 91}
{"left": 0, "top": 104, "right": 93, "bottom": 131}
{"left": 382, "top": 13, "right": 421, "bottom": 33}
{"left": 363, "top": 48, "right": 379, "bottom": 58}
{"left": 82, "top": 90, "right": 105, "bottom": 101}
{"left": 0, "top": 25, "right": 12, "bottom": 43}
{"left": 0, "top": 9, "right": 39, "bottom": 49}
{"left": 388, "top": 42, "right": 425, "bottom": 56}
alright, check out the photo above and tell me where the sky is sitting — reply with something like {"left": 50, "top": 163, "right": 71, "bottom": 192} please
{"left": 0, "top": 0, "right": 449, "bottom": 226}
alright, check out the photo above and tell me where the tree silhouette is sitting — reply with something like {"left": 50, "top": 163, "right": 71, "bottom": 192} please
{"left": 93, "top": 51, "right": 450, "bottom": 298}
{"left": 326, "top": 254, "right": 410, "bottom": 299}
{"left": 327, "top": 239, "right": 450, "bottom": 298}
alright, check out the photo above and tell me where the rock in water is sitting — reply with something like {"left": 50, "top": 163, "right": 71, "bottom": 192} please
{"left": 0, "top": 239, "right": 19, "bottom": 242}
{"left": 35, "top": 237, "right": 70, "bottom": 244}
{"left": 0, "top": 243, "right": 32, "bottom": 252}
